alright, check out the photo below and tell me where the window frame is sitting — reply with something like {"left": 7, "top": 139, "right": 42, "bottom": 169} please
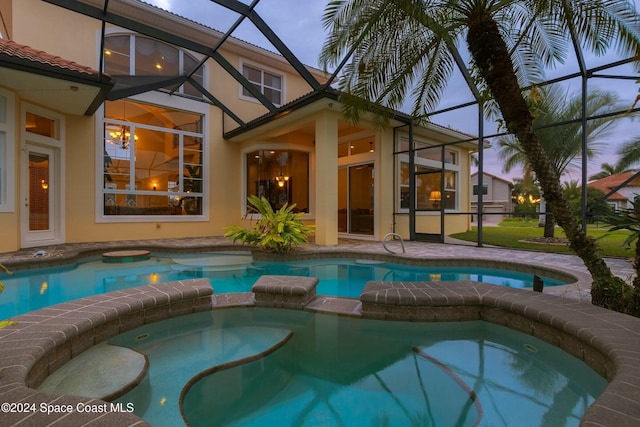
{"left": 241, "top": 144, "right": 313, "bottom": 219}
{"left": 0, "top": 88, "right": 15, "bottom": 212}
{"left": 102, "top": 32, "right": 206, "bottom": 99}
{"left": 96, "top": 93, "right": 209, "bottom": 223}
{"left": 397, "top": 136, "right": 461, "bottom": 213}
{"left": 238, "top": 59, "right": 285, "bottom": 106}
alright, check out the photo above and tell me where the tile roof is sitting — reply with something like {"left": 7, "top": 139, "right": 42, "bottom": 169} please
{"left": 587, "top": 172, "right": 640, "bottom": 201}
{"left": 0, "top": 38, "right": 103, "bottom": 77}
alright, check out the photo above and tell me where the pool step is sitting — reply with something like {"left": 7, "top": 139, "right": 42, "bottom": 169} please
{"left": 102, "top": 250, "right": 151, "bottom": 263}
{"left": 37, "top": 343, "right": 148, "bottom": 401}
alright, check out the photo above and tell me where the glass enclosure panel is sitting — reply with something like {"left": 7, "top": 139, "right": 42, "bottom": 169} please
{"left": 29, "top": 152, "right": 49, "bottom": 231}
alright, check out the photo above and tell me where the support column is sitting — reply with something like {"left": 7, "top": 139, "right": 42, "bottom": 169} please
{"left": 314, "top": 112, "right": 338, "bottom": 245}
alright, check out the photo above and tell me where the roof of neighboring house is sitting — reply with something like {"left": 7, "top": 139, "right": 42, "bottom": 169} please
{"left": 587, "top": 172, "right": 640, "bottom": 201}
{"left": 471, "top": 171, "right": 513, "bottom": 186}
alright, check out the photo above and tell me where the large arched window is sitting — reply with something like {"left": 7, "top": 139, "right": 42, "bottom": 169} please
{"left": 103, "top": 34, "right": 205, "bottom": 98}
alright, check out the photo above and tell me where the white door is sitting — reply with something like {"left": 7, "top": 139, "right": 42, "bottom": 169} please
{"left": 21, "top": 144, "right": 59, "bottom": 246}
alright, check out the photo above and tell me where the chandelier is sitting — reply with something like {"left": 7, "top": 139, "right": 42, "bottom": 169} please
{"left": 108, "top": 125, "right": 138, "bottom": 149}
{"left": 275, "top": 171, "right": 289, "bottom": 187}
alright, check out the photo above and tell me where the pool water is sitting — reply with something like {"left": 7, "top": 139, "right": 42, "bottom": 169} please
{"left": 0, "top": 253, "right": 566, "bottom": 319}
{"left": 109, "top": 308, "right": 606, "bottom": 427}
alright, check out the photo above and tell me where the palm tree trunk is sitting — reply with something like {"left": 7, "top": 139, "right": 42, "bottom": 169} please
{"left": 465, "top": 10, "right": 626, "bottom": 308}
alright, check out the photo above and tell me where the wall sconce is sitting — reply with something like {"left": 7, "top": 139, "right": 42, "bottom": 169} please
{"left": 41, "top": 179, "right": 48, "bottom": 190}
{"left": 275, "top": 171, "right": 289, "bottom": 188}
{"left": 152, "top": 184, "right": 157, "bottom": 191}
{"left": 369, "top": 141, "right": 374, "bottom": 152}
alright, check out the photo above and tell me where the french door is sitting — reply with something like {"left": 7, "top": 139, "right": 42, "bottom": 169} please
{"left": 21, "top": 144, "right": 60, "bottom": 246}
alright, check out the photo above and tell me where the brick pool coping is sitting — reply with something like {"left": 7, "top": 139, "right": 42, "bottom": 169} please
{"left": 0, "top": 271, "right": 638, "bottom": 425}
{"left": 0, "top": 278, "right": 212, "bottom": 427}
{"left": 356, "top": 280, "right": 640, "bottom": 426}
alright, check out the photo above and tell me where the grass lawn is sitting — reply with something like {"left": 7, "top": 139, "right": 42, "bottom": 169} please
{"left": 450, "top": 223, "right": 634, "bottom": 258}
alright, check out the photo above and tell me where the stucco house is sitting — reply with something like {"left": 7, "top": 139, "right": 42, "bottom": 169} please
{"left": 587, "top": 172, "right": 640, "bottom": 212}
{"left": 0, "top": 0, "right": 477, "bottom": 254}
{"left": 470, "top": 172, "right": 513, "bottom": 223}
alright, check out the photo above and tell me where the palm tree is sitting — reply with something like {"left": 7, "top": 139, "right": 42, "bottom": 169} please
{"left": 497, "top": 86, "right": 619, "bottom": 237}
{"left": 589, "top": 162, "right": 631, "bottom": 180}
{"left": 615, "top": 136, "right": 640, "bottom": 170}
{"left": 320, "top": 0, "right": 640, "bottom": 311}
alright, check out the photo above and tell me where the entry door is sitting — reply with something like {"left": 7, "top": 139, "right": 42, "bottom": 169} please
{"left": 338, "top": 163, "right": 374, "bottom": 236}
{"left": 22, "top": 144, "right": 59, "bottom": 245}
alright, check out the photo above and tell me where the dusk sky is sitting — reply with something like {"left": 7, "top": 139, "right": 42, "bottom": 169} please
{"left": 143, "top": 0, "right": 640, "bottom": 182}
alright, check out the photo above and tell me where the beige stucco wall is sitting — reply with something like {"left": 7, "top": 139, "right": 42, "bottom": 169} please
{"left": 0, "top": 0, "right": 473, "bottom": 253}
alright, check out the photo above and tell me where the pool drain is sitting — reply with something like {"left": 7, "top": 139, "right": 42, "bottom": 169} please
{"left": 524, "top": 343, "right": 538, "bottom": 353}
{"left": 136, "top": 333, "right": 150, "bottom": 341}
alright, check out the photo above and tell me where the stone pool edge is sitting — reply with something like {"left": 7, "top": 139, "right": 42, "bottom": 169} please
{"left": 0, "top": 278, "right": 213, "bottom": 427}
{"left": 0, "top": 276, "right": 637, "bottom": 426}
{"left": 354, "top": 280, "right": 640, "bottom": 427}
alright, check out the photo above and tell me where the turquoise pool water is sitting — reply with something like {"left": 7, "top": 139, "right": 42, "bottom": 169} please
{"left": 0, "top": 253, "right": 566, "bottom": 319}
{"left": 109, "top": 308, "right": 606, "bottom": 427}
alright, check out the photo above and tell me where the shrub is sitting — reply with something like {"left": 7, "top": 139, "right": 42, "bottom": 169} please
{"left": 224, "top": 196, "right": 314, "bottom": 253}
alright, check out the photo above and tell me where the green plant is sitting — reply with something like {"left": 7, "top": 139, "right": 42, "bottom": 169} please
{"left": 597, "top": 198, "right": 640, "bottom": 315}
{"left": 225, "top": 196, "right": 314, "bottom": 253}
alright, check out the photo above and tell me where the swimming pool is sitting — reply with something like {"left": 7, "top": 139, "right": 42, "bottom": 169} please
{"left": 0, "top": 252, "right": 567, "bottom": 319}
{"left": 106, "top": 307, "right": 605, "bottom": 427}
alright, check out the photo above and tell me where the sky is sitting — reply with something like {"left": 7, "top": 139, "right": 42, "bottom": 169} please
{"left": 143, "top": 0, "right": 640, "bottom": 183}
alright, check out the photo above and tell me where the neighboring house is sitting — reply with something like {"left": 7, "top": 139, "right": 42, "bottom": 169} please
{"left": 0, "top": 0, "right": 477, "bottom": 254}
{"left": 587, "top": 172, "right": 640, "bottom": 211}
{"left": 470, "top": 172, "right": 513, "bottom": 223}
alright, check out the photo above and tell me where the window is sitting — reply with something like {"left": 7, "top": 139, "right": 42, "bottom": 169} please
{"left": 245, "top": 149, "right": 309, "bottom": 213}
{"left": 241, "top": 63, "right": 283, "bottom": 105}
{"left": 473, "top": 183, "right": 488, "bottom": 195}
{"left": 397, "top": 137, "right": 459, "bottom": 211}
{"left": 0, "top": 90, "right": 14, "bottom": 212}
{"left": 104, "top": 34, "right": 205, "bottom": 99}
{"left": 102, "top": 100, "right": 205, "bottom": 217}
